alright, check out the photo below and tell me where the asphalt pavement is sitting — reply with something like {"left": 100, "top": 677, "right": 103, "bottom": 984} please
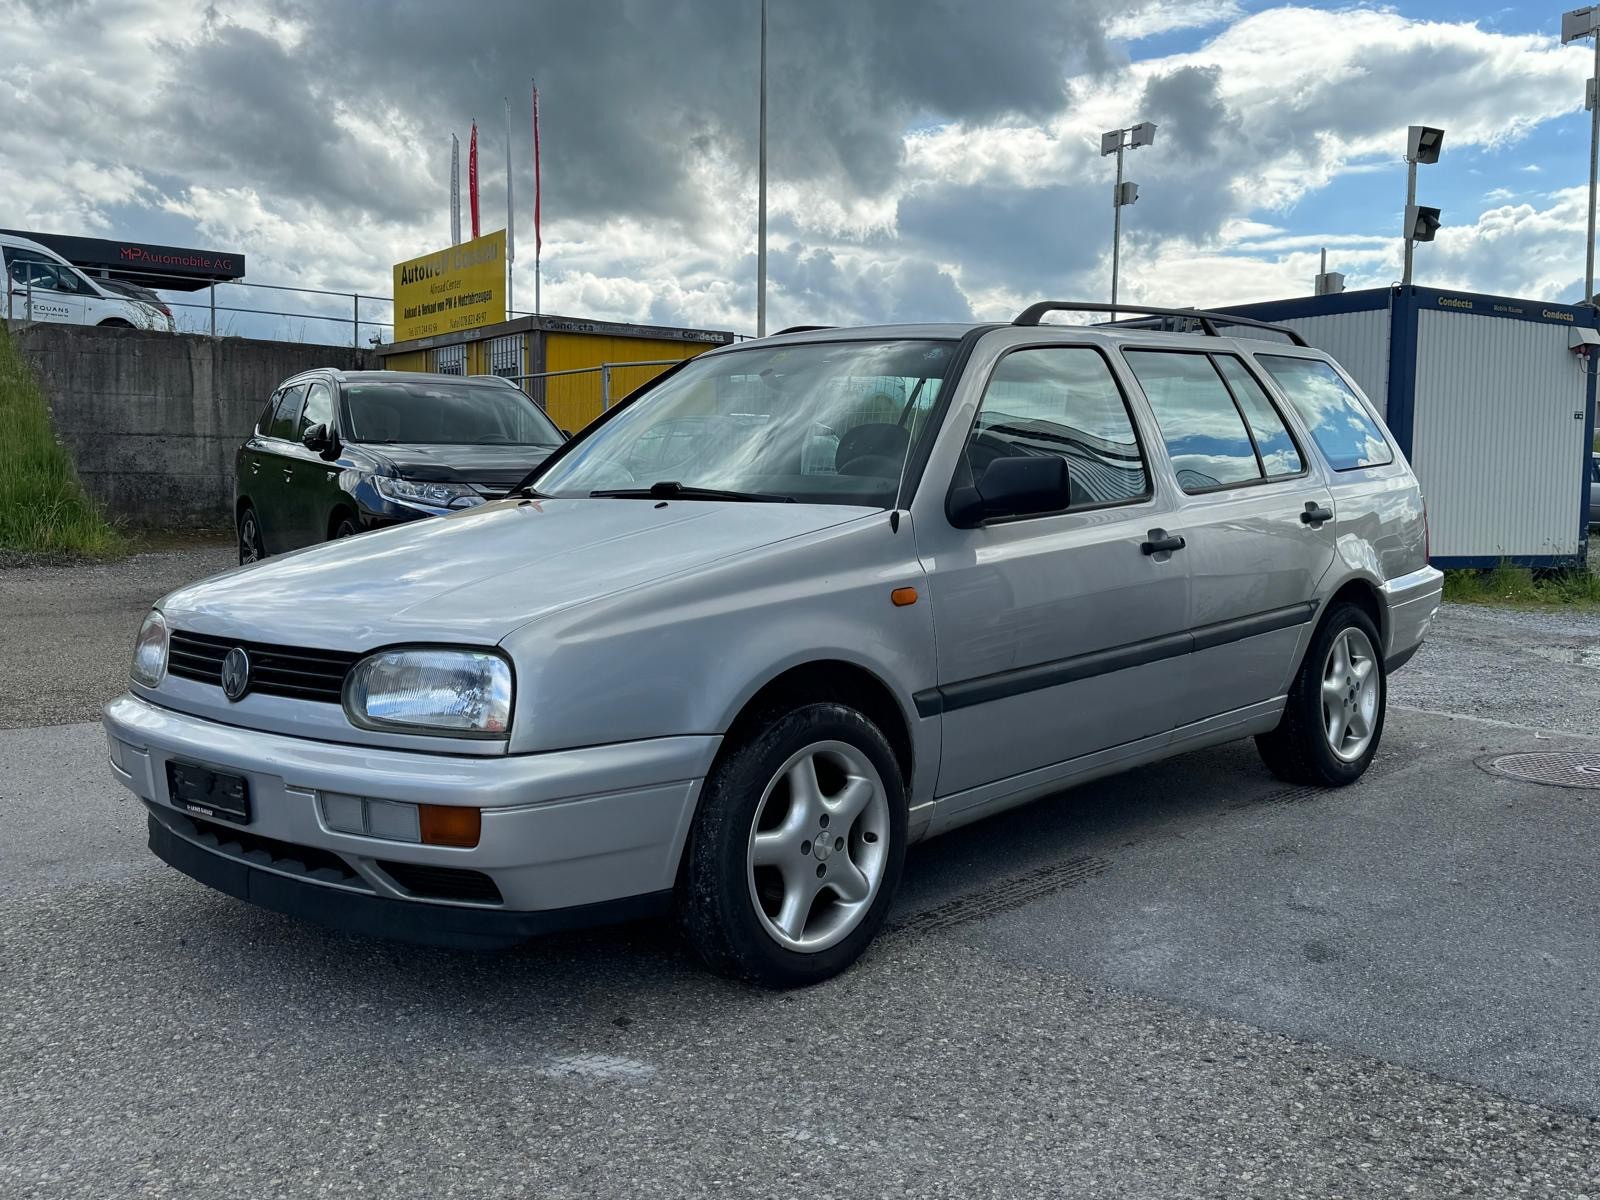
{"left": 2, "top": 547, "right": 1600, "bottom": 1197}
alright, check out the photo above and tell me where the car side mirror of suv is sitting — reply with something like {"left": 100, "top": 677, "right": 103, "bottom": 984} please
{"left": 301, "top": 423, "right": 336, "bottom": 457}
{"left": 948, "top": 455, "right": 1072, "bottom": 528}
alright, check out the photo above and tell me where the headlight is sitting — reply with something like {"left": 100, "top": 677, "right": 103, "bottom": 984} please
{"left": 131, "top": 609, "right": 168, "bottom": 687}
{"left": 374, "top": 476, "right": 484, "bottom": 510}
{"left": 343, "top": 648, "right": 512, "bottom": 737}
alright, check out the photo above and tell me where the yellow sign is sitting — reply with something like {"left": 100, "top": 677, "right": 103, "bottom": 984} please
{"left": 392, "top": 230, "right": 506, "bottom": 341}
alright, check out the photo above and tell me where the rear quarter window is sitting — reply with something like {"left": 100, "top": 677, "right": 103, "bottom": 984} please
{"left": 1256, "top": 355, "right": 1393, "bottom": 471}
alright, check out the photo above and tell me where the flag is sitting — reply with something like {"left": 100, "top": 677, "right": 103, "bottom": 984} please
{"left": 468, "top": 121, "right": 481, "bottom": 239}
{"left": 504, "top": 97, "right": 515, "bottom": 265}
{"left": 532, "top": 79, "right": 542, "bottom": 254}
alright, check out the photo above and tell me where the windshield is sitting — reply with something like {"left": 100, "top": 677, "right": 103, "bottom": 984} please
{"left": 533, "top": 339, "right": 956, "bottom": 506}
{"left": 343, "top": 380, "right": 562, "bottom": 446}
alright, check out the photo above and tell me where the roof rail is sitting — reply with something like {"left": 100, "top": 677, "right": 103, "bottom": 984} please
{"left": 772, "top": 324, "right": 835, "bottom": 336}
{"left": 1012, "top": 301, "right": 1307, "bottom": 347}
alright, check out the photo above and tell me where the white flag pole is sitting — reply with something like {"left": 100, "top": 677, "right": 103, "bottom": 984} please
{"left": 450, "top": 134, "right": 461, "bottom": 245}
{"left": 504, "top": 96, "right": 515, "bottom": 317}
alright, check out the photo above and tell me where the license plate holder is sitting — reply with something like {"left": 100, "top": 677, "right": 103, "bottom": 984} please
{"left": 166, "top": 760, "right": 251, "bottom": 825}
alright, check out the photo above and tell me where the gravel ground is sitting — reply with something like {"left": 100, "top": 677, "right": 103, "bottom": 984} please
{"left": 1390, "top": 601, "right": 1600, "bottom": 736}
{"left": 0, "top": 541, "right": 233, "bottom": 729}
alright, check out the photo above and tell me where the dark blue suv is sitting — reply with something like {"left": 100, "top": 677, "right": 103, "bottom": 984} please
{"left": 235, "top": 370, "right": 564, "bottom": 562}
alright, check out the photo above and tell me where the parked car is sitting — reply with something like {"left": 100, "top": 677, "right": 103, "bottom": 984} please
{"left": 107, "top": 304, "right": 1443, "bottom": 987}
{"left": 96, "top": 276, "right": 176, "bottom": 332}
{"left": 1590, "top": 452, "right": 1598, "bottom": 527}
{"left": 1, "top": 232, "right": 169, "bottom": 330}
{"left": 234, "top": 369, "right": 565, "bottom": 562}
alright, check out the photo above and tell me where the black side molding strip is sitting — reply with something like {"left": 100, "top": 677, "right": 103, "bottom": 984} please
{"left": 913, "top": 602, "right": 1316, "bottom": 717}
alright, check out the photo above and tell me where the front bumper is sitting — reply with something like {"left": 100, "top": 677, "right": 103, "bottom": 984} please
{"left": 1381, "top": 564, "right": 1444, "bottom": 672}
{"left": 105, "top": 692, "right": 716, "bottom": 946}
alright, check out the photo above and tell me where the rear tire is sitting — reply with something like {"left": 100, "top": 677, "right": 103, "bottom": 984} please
{"left": 332, "top": 515, "right": 358, "bottom": 540}
{"left": 237, "top": 505, "right": 265, "bottom": 565}
{"left": 97, "top": 318, "right": 133, "bottom": 328}
{"left": 676, "top": 702, "right": 906, "bottom": 987}
{"left": 1256, "top": 602, "right": 1385, "bottom": 787}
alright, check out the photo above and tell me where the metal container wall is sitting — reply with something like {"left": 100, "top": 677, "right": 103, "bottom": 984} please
{"left": 1410, "top": 309, "right": 1587, "bottom": 560}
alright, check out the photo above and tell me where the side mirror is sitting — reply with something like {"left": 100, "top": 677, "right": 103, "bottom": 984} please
{"left": 301, "top": 422, "right": 335, "bottom": 456}
{"left": 948, "top": 455, "right": 1072, "bottom": 528}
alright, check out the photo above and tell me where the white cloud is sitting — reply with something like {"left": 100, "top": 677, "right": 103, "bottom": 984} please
{"left": 2, "top": 1, "right": 1597, "bottom": 336}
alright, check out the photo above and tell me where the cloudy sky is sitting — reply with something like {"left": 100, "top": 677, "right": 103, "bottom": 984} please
{"left": 2, "top": 0, "right": 1597, "bottom": 338}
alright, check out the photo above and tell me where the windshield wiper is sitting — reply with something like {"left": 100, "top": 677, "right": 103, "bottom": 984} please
{"left": 589, "top": 480, "right": 795, "bottom": 503}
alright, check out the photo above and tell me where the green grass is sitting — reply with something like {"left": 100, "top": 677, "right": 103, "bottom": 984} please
{"left": 1442, "top": 563, "right": 1600, "bottom": 607}
{"left": 0, "top": 324, "right": 121, "bottom": 557}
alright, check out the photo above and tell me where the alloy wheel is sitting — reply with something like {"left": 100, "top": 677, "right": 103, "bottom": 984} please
{"left": 239, "top": 511, "right": 262, "bottom": 563}
{"left": 745, "top": 740, "right": 890, "bottom": 953}
{"left": 1321, "top": 627, "right": 1379, "bottom": 762}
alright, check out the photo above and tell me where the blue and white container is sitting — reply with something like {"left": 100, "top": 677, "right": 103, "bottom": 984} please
{"left": 1222, "top": 286, "right": 1596, "bottom": 569}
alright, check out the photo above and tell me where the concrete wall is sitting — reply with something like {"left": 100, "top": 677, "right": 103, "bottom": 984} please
{"left": 10, "top": 323, "right": 372, "bottom": 525}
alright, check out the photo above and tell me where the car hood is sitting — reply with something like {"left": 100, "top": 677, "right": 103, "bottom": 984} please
{"left": 159, "top": 498, "right": 875, "bottom": 649}
{"left": 359, "top": 442, "right": 558, "bottom": 489}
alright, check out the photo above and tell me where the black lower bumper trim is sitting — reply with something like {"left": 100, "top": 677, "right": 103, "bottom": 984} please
{"left": 1386, "top": 642, "right": 1422, "bottom": 674}
{"left": 147, "top": 814, "right": 673, "bottom": 951}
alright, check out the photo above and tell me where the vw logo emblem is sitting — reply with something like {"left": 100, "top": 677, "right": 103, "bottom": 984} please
{"left": 220, "top": 647, "right": 251, "bottom": 702}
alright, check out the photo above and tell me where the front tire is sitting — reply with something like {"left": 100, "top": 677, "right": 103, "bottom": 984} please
{"left": 676, "top": 702, "right": 906, "bottom": 987}
{"left": 332, "top": 515, "right": 359, "bottom": 540}
{"left": 1256, "top": 602, "right": 1386, "bottom": 786}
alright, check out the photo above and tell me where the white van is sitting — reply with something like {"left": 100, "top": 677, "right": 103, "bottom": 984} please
{"left": 2, "top": 232, "right": 169, "bottom": 331}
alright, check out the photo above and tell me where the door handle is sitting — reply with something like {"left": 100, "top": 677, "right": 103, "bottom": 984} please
{"left": 1141, "top": 529, "right": 1186, "bottom": 555}
{"left": 1300, "top": 502, "right": 1334, "bottom": 527}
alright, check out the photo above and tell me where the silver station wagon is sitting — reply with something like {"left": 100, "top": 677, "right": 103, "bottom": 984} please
{"left": 105, "top": 302, "right": 1443, "bottom": 986}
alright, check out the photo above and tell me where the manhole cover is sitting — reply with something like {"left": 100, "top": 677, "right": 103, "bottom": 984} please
{"left": 1480, "top": 751, "right": 1600, "bottom": 790}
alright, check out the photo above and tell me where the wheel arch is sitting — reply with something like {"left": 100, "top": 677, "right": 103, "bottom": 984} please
{"left": 718, "top": 659, "right": 915, "bottom": 790}
{"left": 326, "top": 503, "right": 358, "bottom": 540}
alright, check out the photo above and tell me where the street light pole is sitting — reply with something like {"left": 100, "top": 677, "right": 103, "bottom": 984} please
{"left": 1562, "top": 7, "right": 1600, "bottom": 306}
{"left": 756, "top": 0, "right": 768, "bottom": 337}
{"left": 1402, "top": 156, "right": 1418, "bottom": 287}
{"left": 1101, "top": 122, "right": 1155, "bottom": 323}
{"left": 1401, "top": 125, "right": 1444, "bottom": 287}
{"left": 1588, "top": 33, "right": 1599, "bottom": 305}
{"left": 1111, "top": 143, "right": 1124, "bottom": 318}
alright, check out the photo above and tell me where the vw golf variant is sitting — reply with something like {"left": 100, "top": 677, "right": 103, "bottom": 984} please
{"left": 105, "top": 303, "right": 1443, "bottom": 986}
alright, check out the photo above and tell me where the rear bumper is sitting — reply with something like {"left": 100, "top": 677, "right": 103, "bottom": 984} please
{"left": 1381, "top": 564, "right": 1444, "bottom": 672}
{"left": 105, "top": 692, "right": 715, "bottom": 942}
{"left": 146, "top": 811, "right": 670, "bottom": 950}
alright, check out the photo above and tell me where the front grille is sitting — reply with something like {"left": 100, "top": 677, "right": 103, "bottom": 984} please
{"left": 168, "top": 630, "right": 359, "bottom": 704}
{"left": 376, "top": 861, "right": 503, "bottom": 904}
{"left": 187, "top": 815, "right": 367, "bottom": 888}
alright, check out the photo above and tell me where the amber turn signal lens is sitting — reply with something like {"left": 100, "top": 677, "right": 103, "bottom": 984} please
{"left": 891, "top": 587, "right": 918, "bottom": 607}
{"left": 419, "top": 804, "right": 481, "bottom": 848}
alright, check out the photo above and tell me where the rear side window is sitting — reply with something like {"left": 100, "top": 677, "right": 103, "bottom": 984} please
{"left": 256, "top": 390, "right": 282, "bottom": 433}
{"left": 267, "top": 384, "right": 308, "bottom": 441}
{"left": 1257, "top": 356, "right": 1393, "bottom": 471}
{"left": 968, "top": 347, "right": 1150, "bottom": 509}
{"left": 1214, "top": 356, "right": 1303, "bottom": 477}
{"left": 1124, "top": 351, "right": 1261, "bottom": 492}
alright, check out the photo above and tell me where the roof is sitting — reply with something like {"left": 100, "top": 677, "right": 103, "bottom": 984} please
{"left": 0, "top": 228, "right": 244, "bottom": 292}
{"left": 707, "top": 318, "right": 1313, "bottom": 353}
{"left": 281, "top": 368, "right": 519, "bottom": 387}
